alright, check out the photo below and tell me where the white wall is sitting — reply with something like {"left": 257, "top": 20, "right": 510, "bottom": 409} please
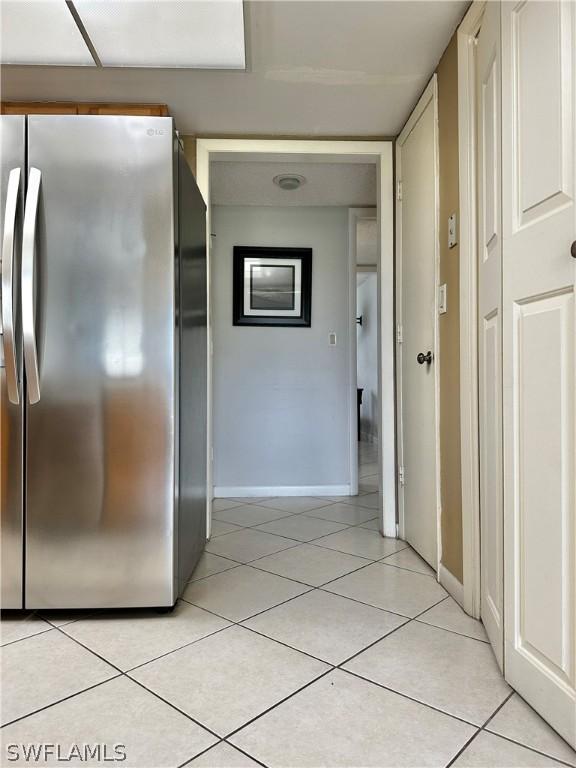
{"left": 212, "top": 205, "right": 351, "bottom": 496}
{"left": 357, "top": 273, "right": 378, "bottom": 442}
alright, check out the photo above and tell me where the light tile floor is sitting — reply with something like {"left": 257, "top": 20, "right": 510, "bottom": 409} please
{"left": 1, "top": 444, "right": 575, "bottom": 767}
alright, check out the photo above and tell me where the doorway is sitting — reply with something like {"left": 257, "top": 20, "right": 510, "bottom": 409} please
{"left": 351, "top": 209, "right": 379, "bottom": 500}
{"left": 195, "top": 140, "right": 394, "bottom": 539}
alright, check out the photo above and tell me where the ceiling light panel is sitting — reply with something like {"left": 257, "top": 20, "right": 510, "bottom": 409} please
{"left": 73, "top": 0, "right": 245, "bottom": 69}
{"left": 0, "top": 1, "right": 96, "bottom": 66}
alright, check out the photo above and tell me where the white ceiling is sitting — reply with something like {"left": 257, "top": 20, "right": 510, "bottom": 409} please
{"left": 211, "top": 161, "right": 376, "bottom": 207}
{"left": 1, "top": 0, "right": 468, "bottom": 136}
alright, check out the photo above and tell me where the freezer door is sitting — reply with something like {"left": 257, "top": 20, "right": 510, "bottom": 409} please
{"left": 177, "top": 146, "right": 207, "bottom": 593}
{"left": 25, "top": 116, "right": 177, "bottom": 608}
{"left": 0, "top": 116, "right": 25, "bottom": 608}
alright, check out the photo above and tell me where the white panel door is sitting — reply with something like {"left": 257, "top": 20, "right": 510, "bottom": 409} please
{"left": 396, "top": 78, "right": 439, "bottom": 569}
{"left": 502, "top": 0, "right": 576, "bottom": 746}
{"left": 476, "top": 0, "right": 504, "bottom": 670}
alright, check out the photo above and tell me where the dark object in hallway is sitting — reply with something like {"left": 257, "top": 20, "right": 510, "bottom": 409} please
{"left": 357, "top": 388, "right": 364, "bottom": 441}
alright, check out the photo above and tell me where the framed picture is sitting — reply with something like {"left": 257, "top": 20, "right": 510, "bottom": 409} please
{"left": 233, "top": 246, "right": 312, "bottom": 327}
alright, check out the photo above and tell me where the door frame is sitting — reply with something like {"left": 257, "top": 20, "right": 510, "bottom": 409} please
{"left": 457, "top": 0, "right": 487, "bottom": 618}
{"left": 196, "top": 139, "right": 395, "bottom": 538}
{"left": 348, "top": 206, "right": 378, "bottom": 496}
{"left": 395, "top": 75, "right": 442, "bottom": 572}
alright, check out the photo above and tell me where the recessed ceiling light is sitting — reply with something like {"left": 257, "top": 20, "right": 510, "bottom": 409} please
{"left": 273, "top": 174, "right": 306, "bottom": 191}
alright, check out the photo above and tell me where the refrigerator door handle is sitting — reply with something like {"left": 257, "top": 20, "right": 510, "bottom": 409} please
{"left": 1, "top": 167, "right": 21, "bottom": 405}
{"left": 22, "top": 167, "right": 41, "bottom": 404}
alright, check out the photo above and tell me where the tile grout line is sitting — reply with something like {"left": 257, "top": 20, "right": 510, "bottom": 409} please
{"left": 335, "top": 595, "right": 450, "bottom": 668}
{"left": 179, "top": 588, "right": 316, "bottom": 633}
{"left": 222, "top": 668, "right": 335, "bottom": 742}
{"left": 307, "top": 539, "right": 410, "bottom": 560}
{"left": 479, "top": 729, "right": 576, "bottom": 768}
{"left": 0, "top": 674, "right": 123, "bottom": 730}
{"left": 245, "top": 552, "right": 378, "bottom": 589}
{"left": 222, "top": 740, "right": 270, "bottom": 768}
{"left": 341, "top": 667, "right": 482, "bottom": 730}
{"left": 122, "top": 621, "right": 236, "bottom": 674}
{"left": 176, "top": 738, "right": 225, "bottom": 768}
{"left": 478, "top": 690, "right": 576, "bottom": 768}
{"left": 317, "top": 584, "right": 447, "bottom": 623}
{"left": 177, "top": 738, "right": 270, "bottom": 768}
{"left": 443, "top": 691, "right": 515, "bottom": 768}
{"left": 187, "top": 560, "right": 245, "bottom": 584}
{"left": 237, "top": 621, "right": 338, "bottom": 668}
{"left": 126, "top": 674, "right": 223, "bottom": 740}
{"left": 0, "top": 625, "right": 57, "bottom": 648}
{"left": 414, "top": 617, "right": 490, "bottom": 645}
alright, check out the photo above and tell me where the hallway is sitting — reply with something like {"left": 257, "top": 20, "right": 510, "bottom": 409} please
{"left": 2, "top": 448, "right": 575, "bottom": 767}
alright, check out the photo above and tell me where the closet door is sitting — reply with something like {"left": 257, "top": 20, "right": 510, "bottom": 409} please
{"left": 396, "top": 77, "right": 440, "bottom": 569}
{"left": 476, "top": 0, "right": 504, "bottom": 670}
{"left": 502, "top": 0, "right": 576, "bottom": 746}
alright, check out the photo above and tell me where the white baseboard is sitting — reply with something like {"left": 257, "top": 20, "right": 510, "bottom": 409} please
{"left": 439, "top": 564, "right": 464, "bottom": 607}
{"left": 214, "top": 485, "right": 352, "bottom": 498}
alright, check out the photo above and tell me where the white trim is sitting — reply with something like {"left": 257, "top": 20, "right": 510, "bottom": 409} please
{"left": 458, "top": 0, "right": 486, "bottom": 619}
{"left": 348, "top": 209, "right": 359, "bottom": 497}
{"left": 196, "top": 139, "right": 396, "bottom": 539}
{"left": 215, "top": 485, "right": 352, "bottom": 498}
{"left": 196, "top": 146, "right": 213, "bottom": 537}
{"left": 395, "top": 75, "right": 442, "bottom": 572}
{"left": 439, "top": 563, "right": 465, "bottom": 608}
{"left": 348, "top": 206, "right": 377, "bottom": 498}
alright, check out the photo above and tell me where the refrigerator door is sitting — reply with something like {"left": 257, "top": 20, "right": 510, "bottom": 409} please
{"left": 25, "top": 116, "right": 177, "bottom": 608}
{"left": 0, "top": 115, "right": 25, "bottom": 608}
{"left": 177, "top": 145, "right": 207, "bottom": 593}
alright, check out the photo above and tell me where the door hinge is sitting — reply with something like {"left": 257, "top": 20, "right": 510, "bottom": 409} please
{"left": 396, "top": 180, "right": 403, "bottom": 201}
{"left": 396, "top": 324, "right": 403, "bottom": 343}
{"left": 398, "top": 466, "right": 405, "bottom": 486}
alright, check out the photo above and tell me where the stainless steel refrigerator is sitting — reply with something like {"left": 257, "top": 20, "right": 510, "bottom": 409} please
{"left": 0, "top": 115, "right": 207, "bottom": 609}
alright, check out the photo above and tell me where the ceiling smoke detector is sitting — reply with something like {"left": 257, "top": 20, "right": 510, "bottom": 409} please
{"left": 273, "top": 174, "right": 306, "bottom": 191}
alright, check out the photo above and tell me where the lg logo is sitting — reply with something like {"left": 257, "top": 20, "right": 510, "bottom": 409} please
{"left": 147, "top": 128, "right": 167, "bottom": 136}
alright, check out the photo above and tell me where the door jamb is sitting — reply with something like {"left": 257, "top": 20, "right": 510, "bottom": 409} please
{"left": 458, "top": 0, "right": 486, "bottom": 618}
{"left": 195, "top": 139, "right": 395, "bottom": 538}
{"left": 395, "top": 75, "right": 442, "bottom": 573}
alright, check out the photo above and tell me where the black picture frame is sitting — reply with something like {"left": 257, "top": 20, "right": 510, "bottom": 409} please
{"left": 233, "top": 246, "right": 312, "bottom": 327}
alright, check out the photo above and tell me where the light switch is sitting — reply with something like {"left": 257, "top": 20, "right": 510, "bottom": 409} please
{"left": 448, "top": 213, "right": 457, "bottom": 248}
{"left": 438, "top": 284, "right": 447, "bottom": 314}
{"left": 329, "top": 332, "right": 337, "bottom": 346}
